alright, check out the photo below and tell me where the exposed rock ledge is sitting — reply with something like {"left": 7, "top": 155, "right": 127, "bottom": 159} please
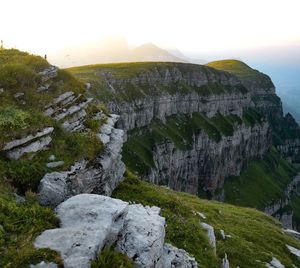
{"left": 37, "top": 114, "right": 125, "bottom": 207}
{"left": 34, "top": 194, "right": 198, "bottom": 268}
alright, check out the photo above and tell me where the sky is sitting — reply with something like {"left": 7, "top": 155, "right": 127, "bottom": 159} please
{"left": 1, "top": 0, "right": 300, "bottom": 56}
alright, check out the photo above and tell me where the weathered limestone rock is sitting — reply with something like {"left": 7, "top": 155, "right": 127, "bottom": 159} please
{"left": 221, "top": 253, "right": 230, "bottom": 268}
{"left": 266, "top": 257, "right": 285, "bottom": 268}
{"left": 2, "top": 127, "right": 54, "bottom": 160}
{"left": 30, "top": 261, "right": 58, "bottom": 268}
{"left": 39, "top": 66, "right": 58, "bottom": 82}
{"left": 37, "top": 115, "right": 125, "bottom": 207}
{"left": 3, "top": 127, "right": 54, "bottom": 151}
{"left": 46, "top": 161, "right": 64, "bottom": 168}
{"left": 34, "top": 194, "right": 198, "bottom": 268}
{"left": 200, "top": 222, "right": 216, "bottom": 254}
{"left": 6, "top": 135, "right": 52, "bottom": 160}
{"left": 34, "top": 194, "right": 128, "bottom": 268}
{"left": 116, "top": 204, "right": 165, "bottom": 267}
{"left": 163, "top": 243, "right": 198, "bottom": 268}
{"left": 287, "top": 245, "right": 300, "bottom": 260}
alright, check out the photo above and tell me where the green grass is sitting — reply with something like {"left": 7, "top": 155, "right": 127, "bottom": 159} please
{"left": 91, "top": 247, "right": 135, "bottom": 268}
{"left": 224, "top": 147, "right": 298, "bottom": 210}
{"left": 67, "top": 62, "right": 248, "bottom": 102}
{"left": 123, "top": 112, "right": 261, "bottom": 175}
{"left": 207, "top": 60, "right": 261, "bottom": 79}
{"left": 113, "top": 172, "right": 300, "bottom": 268}
{"left": 0, "top": 181, "right": 62, "bottom": 267}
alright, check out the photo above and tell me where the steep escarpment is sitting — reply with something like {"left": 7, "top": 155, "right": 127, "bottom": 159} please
{"left": 69, "top": 62, "right": 272, "bottom": 194}
{"left": 207, "top": 60, "right": 300, "bottom": 163}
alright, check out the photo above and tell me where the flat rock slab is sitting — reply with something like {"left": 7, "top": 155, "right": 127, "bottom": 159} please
{"left": 34, "top": 194, "right": 128, "bottom": 268}
{"left": 34, "top": 194, "right": 198, "bottom": 268}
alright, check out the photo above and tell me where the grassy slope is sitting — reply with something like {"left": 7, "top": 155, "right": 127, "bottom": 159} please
{"left": 0, "top": 181, "right": 62, "bottom": 267}
{"left": 206, "top": 59, "right": 271, "bottom": 86}
{"left": 224, "top": 147, "right": 298, "bottom": 210}
{"left": 123, "top": 109, "right": 261, "bottom": 176}
{"left": 113, "top": 173, "right": 300, "bottom": 268}
{"left": 67, "top": 62, "right": 247, "bottom": 102}
{"left": 0, "top": 49, "right": 105, "bottom": 266}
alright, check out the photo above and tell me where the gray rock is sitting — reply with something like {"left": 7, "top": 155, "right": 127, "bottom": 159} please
{"left": 13, "top": 92, "right": 24, "bottom": 98}
{"left": 49, "top": 155, "right": 56, "bottom": 161}
{"left": 46, "top": 161, "right": 64, "bottom": 168}
{"left": 34, "top": 194, "right": 198, "bottom": 268}
{"left": 14, "top": 193, "right": 25, "bottom": 203}
{"left": 201, "top": 222, "right": 216, "bottom": 254}
{"left": 3, "top": 127, "right": 54, "bottom": 151}
{"left": 220, "top": 229, "right": 226, "bottom": 240}
{"left": 30, "top": 261, "right": 58, "bottom": 268}
{"left": 163, "top": 243, "right": 198, "bottom": 268}
{"left": 287, "top": 245, "right": 300, "bottom": 260}
{"left": 37, "top": 171, "right": 69, "bottom": 207}
{"left": 266, "top": 257, "right": 285, "bottom": 268}
{"left": 0, "top": 88, "right": 4, "bottom": 93}
{"left": 6, "top": 135, "right": 52, "bottom": 160}
{"left": 221, "top": 253, "right": 230, "bottom": 268}
{"left": 39, "top": 66, "right": 58, "bottom": 82}
{"left": 34, "top": 194, "right": 128, "bottom": 268}
{"left": 116, "top": 204, "right": 165, "bottom": 267}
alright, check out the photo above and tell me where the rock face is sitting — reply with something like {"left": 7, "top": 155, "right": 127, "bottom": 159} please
{"left": 147, "top": 120, "right": 270, "bottom": 192}
{"left": 2, "top": 127, "right": 54, "bottom": 160}
{"left": 34, "top": 194, "right": 198, "bottom": 268}
{"left": 37, "top": 114, "right": 125, "bottom": 207}
{"left": 83, "top": 63, "right": 272, "bottom": 194}
{"left": 264, "top": 173, "right": 300, "bottom": 229}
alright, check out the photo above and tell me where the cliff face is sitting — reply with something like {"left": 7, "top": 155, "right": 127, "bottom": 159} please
{"left": 207, "top": 60, "right": 300, "bottom": 163}
{"left": 147, "top": 121, "right": 270, "bottom": 193}
{"left": 69, "top": 62, "right": 272, "bottom": 194}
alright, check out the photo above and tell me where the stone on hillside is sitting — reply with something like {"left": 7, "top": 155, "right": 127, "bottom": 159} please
{"left": 3, "top": 127, "right": 54, "bottom": 151}
{"left": 266, "top": 257, "right": 285, "bottom": 268}
{"left": 14, "top": 193, "right": 26, "bottom": 203}
{"left": 287, "top": 245, "right": 300, "bottom": 260}
{"left": 39, "top": 66, "right": 58, "bottom": 82}
{"left": 30, "top": 261, "right": 58, "bottom": 268}
{"left": 49, "top": 154, "right": 56, "bottom": 161}
{"left": 116, "top": 204, "right": 165, "bottom": 267}
{"left": 6, "top": 135, "right": 52, "bottom": 160}
{"left": 0, "top": 88, "right": 4, "bottom": 93}
{"left": 46, "top": 161, "right": 64, "bottom": 168}
{"left": 13, "top": 92, "right": 24, "bottom": 98}
{"left": 34, "top": 194, "right": 129, "bottom": 268}
{"left": 200, "top": 222, "right": 216, "bottom": 254}
{"left": 163, "top": 243, "right": 198, "bottom": 268}
{"left": 220, "top": 229, "right": 226, "bottom": 240}
{"left": 221, "top": 253, "right": 230, "bottom": 268}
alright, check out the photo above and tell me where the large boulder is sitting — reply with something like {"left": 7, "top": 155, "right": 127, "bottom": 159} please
{"left": 34, "top": 194, "right": 198, "bottom": 268}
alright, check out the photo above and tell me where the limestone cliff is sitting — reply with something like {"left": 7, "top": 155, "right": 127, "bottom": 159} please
{"left": 69, "top": 62, "right": 272, "bottom": 194}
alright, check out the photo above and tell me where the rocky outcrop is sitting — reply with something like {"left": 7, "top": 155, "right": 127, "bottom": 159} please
{"left": 110, "top": 90, "right": 252, "bottom": 135}
{"left": 2, "top": 127, "right": 54, "bottom": 160}
{"left": 34, "top": 194, "right": 198, "bottom": 268}
{"left": 264, "top": 173, "right": 300, "bottom": 229}
{"left": 265, "top": 257, "right": 285, "bottom": 268}
{"left": 147, "top": 120, "right": 270, "bottom": 192}
{"left": 37, "top": 114, "right": 125, "bottom": 207}
{"left": 200, "top": 222, "right": 216, "bottom": 254}
{"left": 44, "top": 91, "right": 93, "bottom": 132}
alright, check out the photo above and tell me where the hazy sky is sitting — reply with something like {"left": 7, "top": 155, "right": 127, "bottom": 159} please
{"left": 1, "top": 0, "right": 300, "bottom": 56}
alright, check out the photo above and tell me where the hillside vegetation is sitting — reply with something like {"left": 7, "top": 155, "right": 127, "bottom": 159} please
{"left": 0, "top": 49, "right": 104, "bottom": 266}
{"left": 113, "top": 172, "right": 300, "bottom": 268}
{"left": 67, "top": 62, "right": 247, "bottom": 102}
{"left": 123, "top": 109, "right": 263, "bottom": 176}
